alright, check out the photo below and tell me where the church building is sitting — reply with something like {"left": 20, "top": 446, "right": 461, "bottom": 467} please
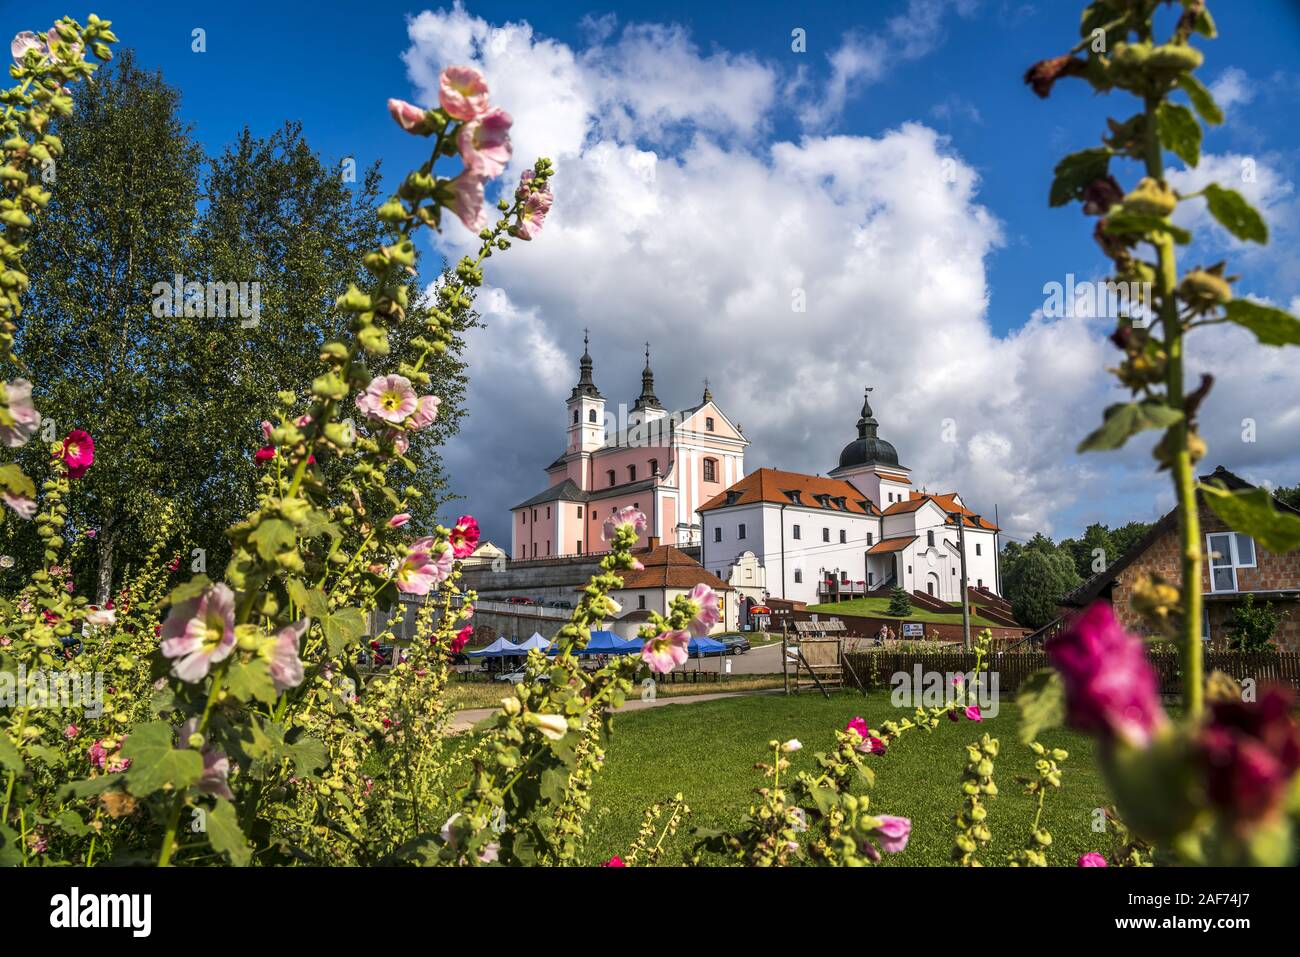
{"left": 510, "top": 338, "right": 749, "bottom": 559}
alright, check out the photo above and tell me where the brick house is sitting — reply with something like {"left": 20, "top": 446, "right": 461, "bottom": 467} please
{"left": 1060, "top": 467, "right": 1300, "bottom": 652}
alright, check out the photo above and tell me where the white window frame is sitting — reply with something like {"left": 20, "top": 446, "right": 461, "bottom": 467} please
{"left": 1206, "top": 532, "right": 1257, "bottom": 593}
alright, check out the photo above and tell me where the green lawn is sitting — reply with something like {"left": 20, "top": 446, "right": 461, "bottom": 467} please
{"left": 807, "top": 597, "right": 1004, "bottom": 628}
{"left": 580, "top": 690, "right": 1109, "bottom": 866}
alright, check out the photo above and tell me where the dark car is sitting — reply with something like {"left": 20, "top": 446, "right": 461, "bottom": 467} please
{"left": 721, "top": 636, "right": 751, "bottom": 655}
{"left": 547, "top": 600, "right": 573, "bottom": 609}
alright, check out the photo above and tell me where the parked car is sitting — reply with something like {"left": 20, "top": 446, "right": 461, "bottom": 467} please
{"left": 721, "top": 635, "right": 751, "bottom": 655}
{"left": 547, "top": 600, "right": 572, "bottom": 609}
{"left": 494, "top": 667, "right": 549, "bottom": 683}
{"left": 505, "top": 596, "right": 536, "bottom": 605}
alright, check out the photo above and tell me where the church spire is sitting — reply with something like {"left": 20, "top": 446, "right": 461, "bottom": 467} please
{"left": 570, "top": 329, "right": 603, "bottom": 400}
{"left": 632, "top": 342, "right": 663, "bottom": 410}
{"left": 856, "top": 386, "right": 878, "bottom": 439}
{"left": 702, "top": 378, "right": 712, "bottom": 404}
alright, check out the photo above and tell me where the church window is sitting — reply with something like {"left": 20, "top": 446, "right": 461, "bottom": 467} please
{"left": 628, "top": 465, "right": 637, "bottom": 482}
{"left": 975, "top": 543, "right": 982, "bottom": 556}
{"left": 927, "top": 581, "right": 934, "bottom": 596}
{"left": 521, "top": 513, "right": 526, "bottom": 525}
{"left": 546, "top": 506, "right": 550, "bottom": 519}
{"left": 952, "top": 567, "right": 956, "bottom": 575}
{"left": 927, "top": 530, "right": 935, "bottom": 547}
{"left": 714, "top": 527, "right": 722, "bottom": 543}
{"left": 866, "top": 532, "right": 874, "bottom": 545}
{"left": 794, "top": 569, "right": 803, "bottom": 584}
{"left": 649, "top": 458, "right": 658, "bottom": 475}
{"left": 703, "top": 458, "right": 717, "bottom": 482}
{"left": 638, "top": 595, "right": 646, "bottom": 610}
{"left": 546, "top": 541, "right": 551, "bottom": 555}
{"left": 532, "top": 509, "right": 537, "bottom": 521}
{"left": 577, "top": 540, "right": 582, "bottom": 552}
{"left": 706, "top": 417, "right": 715, "bottom": 431}
{"left": 573, "top": 410, "right": 579, "bottom": 424}
{"left": 822, "top": 528, "right": 830, "bottom": 542}
{"left": 577, "top": 506, "right": 583, "bottom": 518}
{"left": 977, "top": 578, "right": 983, "bottom": 587}
{"left": 588, "top": 409, "right": 597, "bottom": 423}
{"left": 792, "top": 525, "right": 801, "bottom": 540}
{"left": 738, "top": 523, "right": 746, "bottom": 540}
{"left": 607, "top": 470, "right": 615, "bottom": 487}
{"left": 839, "top": 529, "right": 847, "bottom": 544}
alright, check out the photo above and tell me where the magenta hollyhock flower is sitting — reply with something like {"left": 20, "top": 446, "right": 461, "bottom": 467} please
{"left": 846, "top": 716, "right": 869, "bottom": 738}
{"left": 87, "top": 740, "right": 107, "bottom": 769}
{"left": 449, "top": 625, "right": 473, "bottom": 655}
{"left": 446, "top": 170, "right": 488, "bottom": 232}
{"left": 64, "top": 724, "right": 79, "bottom": 740}
{"left": 686, "top": 583, "right": 720, "bottom": 637}
{"left": 602, "top": 506, "right": 648, "bottom": 542}
{"left": 449, "top": 515, "right": 480, "bottom": 558}
{"left": 59, "top": 430, "right": 94, "bottom": 478}
{"left": 387, "top": 98, "right": 431, "bottom": 135}
{"left": 0, "top": 379, "right": 40, "bottom": 447}
{"left": 356, "top": 374, "right": 419, "bottom": 425}
{"left": 1198, "top": 686, "right": 1300, "bottom": 825}
{"left": 439, "top": 65, "right": 490, "bottom": 120}
{"left": 159, "top": 582, "right": 238, "bottom": 682}
{"left": 268, "top": 619, "right": 308, "bottom": 692}
{"left": 1046, "top": 601, "right": 1167, "bottom": 748}
{"left": 603, "top": 855, "right": 626, "bottom": 867}
{"left": 388, "top": 513, "right": 411, "bottom": 528}
{"left": 641, "top": 629, "right": 689, "bottom": 674}
{"left": 1077, "top": 852, "right": 1109, "bottom": 867}
{"left": 2, "top": 490, "right": 36, "bottom": 520}
{"left": 964, "top": 706, "right": 983, "bottom": 722}
{"left": 457, "top": 106, "right": 512, "bottom": 177}
{"left": 871, "top": 815, "right": 911, "bottom": 854}
{"left": 407, "top": 394, "right": 440, "bottom": 431}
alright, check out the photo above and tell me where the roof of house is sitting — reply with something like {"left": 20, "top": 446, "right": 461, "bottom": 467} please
{"left": 698, "top": 467, "right": 880, "bottom": 516}
{"left": 512, "top": 478, "right": 589, "bottom": 509}
{"left": 576, "top": 543, "right": 733, "bottom": 592}
{"left": 1060, "top": 466, "right": 1299, "bottom": 608}
{"left": 867, "top": 535, "right": 918, "bottom": 555}
{"left": 882, "top": 491, "right": 998, "bottom": 530}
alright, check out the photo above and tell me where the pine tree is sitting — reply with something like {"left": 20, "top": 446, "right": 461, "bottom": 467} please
{"left": 887, "top": 586, "right": 912, "bottom": 617}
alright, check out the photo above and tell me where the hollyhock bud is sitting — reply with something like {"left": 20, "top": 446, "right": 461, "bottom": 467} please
{"left": 388, "top": 98, "right": 435, "bottom": 135}
{"left": 1047, "top": 602, "right": 1167, "bottom": 748}
{"left": 439, "top": 66, "right": 490, "bottom": 121}
{"left": 1081, "top": 175, "right": 1124, "bottom": 216}
{"left": 1023, "top": 55, "right": 1085, "bottom": 98}
{"left": 389, "top": 513, "right": 411, "bottom": 528}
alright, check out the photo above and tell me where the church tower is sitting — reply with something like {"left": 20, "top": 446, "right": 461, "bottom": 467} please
{"left": 627, "top": 343, "right": 668, "bottom": 429}
{"left": 827, "top": 387, "right": 912, "bottom": 507}
{"left": 566, "top": 331, "right": 606, "bottom": 454}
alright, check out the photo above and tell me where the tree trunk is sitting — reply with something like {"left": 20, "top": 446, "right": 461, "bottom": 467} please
{"left": 95, "top": 518, "right": 118, "bottom": 606}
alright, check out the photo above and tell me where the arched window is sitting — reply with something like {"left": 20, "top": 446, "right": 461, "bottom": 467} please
{"left": 573, "top": 409, "right": 579, "bottom": 424}
{"left": 588, "top": 409, "right": 598, "bottom": 423}
{"left": 927, "top": 530, "right": 935, "bottom": 547}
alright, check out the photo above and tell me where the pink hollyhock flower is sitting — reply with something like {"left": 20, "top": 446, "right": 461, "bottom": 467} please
{"left": 84, "top": 606, "right": 116, "bottom": 628}
{"left": 2, "top": 491, "right": 36, "bottom": 520}
{"left": 87, "top": 740, "right": 107, "bottom": 769}
{"left": 394, "top": 539, "right": 454, "bottom": 595}
{"left": 1077, "top": 852, "right": 1109, "bottom": 867}
{"left": 386, "top": 429, "right": 411, "bottom": 455}
{"left": 261, "top": 420, "right": 273, "bottom": 442}
{"left": 388, "top": 513, "right": 411, "bottom": 528}
{"left": 167, "top": 555, "right": 181, "bottom": 572}
{"left": 641, "top": 629, "right": 689, "bottom": 674}
{"left": 602, "top": 506, "right": 648, "bottom": 542}
{"left": 0, "top": 379, "right": 40, "bottom": 447}
{"left": 439, "top": 66, "right": 490, "bottom": 120}
{"left": 356, "top": 374, "right": 419, "bottom": 425}
{"left": 686, "top": 583, "right": 720, "bottom": 637}
{"left": 59, "top": 430, "right": 94, "bottom": 478}
{"left": 254, "top": 445, "right": 275, "bottom": 461}
{"left": 603, "top": 855, "right": 626, "bottom": 867}
{"left": 1198, "top": 686, "right": 1300, "bottom": 825}
{"left": 1046, "top": 601, "right": 1167, "bottom": 748}
{"left": 159, "top": 582, "right": 238, "bottom": 682}
{"left": 269, "top": 619, "right": 308, "bottom": 692}
{"left": 179, "top": 719, "right": 234, "bottom": 800}
{"left": 457, "top": 106, "right": 512, "bottom": 176}
{"left": 407, "top": 394, "right": 440, "bottom": 431}
{"left": 964, "top": 706, "right": 983, "bottom": 722}
{"left": 449, "top": 515, "right": 480, "bottom": 558}
{"left": 871, "top": 815, "right": 911, "bottom": 854}
{"left": 64, "top": 724, "right": 79, "bottom": 740}
{"left": 846, "top": 717, "right": 869, "bottom": 738}
{"left": 450, "top": 625, "right": 473, "bottom": 655}
{"left": 387, "top": 98, "right": 431, "bottom": 135}
{"left": 514, "top": 180, "right": 554, "bottom": 241}
{"left": 446, "top": 170, "right": 488, "bottom": 232}
{"left": 11, "top": 32, "right": 43, "bottom": 62}
{"left": 478, "top": 842, "right": 500, "bottom": 864}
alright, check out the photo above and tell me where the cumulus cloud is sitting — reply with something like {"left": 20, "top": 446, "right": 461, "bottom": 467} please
{"left": 399, "top": 4, "right": 1300, "bottom": 548}
{"left": 1209, "top": 67, "right": 1254, "bottom": 113}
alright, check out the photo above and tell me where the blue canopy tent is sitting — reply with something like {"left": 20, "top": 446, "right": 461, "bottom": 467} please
{"left": 516, "top": 632, "right": 551, "bottom": 653}
{"left": 548, "top": 630, "right": 641, "bottom": 657}
{"left": 688, "top": 636, "right": 726, "bottom": 656}
{"left": 468, "top": 636, "right": 523, "bottom": 658}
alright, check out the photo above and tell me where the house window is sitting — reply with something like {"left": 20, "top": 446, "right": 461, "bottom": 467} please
{"left": 1207, "top": 532, "right": 1257, "bottom": 592}
{"left": 588, "top": 409, "right": 597, "bottom": 423}
{"left": 738, "top": 523, "right": 746, "bottom": 540}
{"left": 975, "top": 543, "right": 982, "bottom": 556}
{"left": 927, "top": 581, "right": 934, "bottom": 596}
{"left": 794, "top": 569, "right": 803, "bottom": 584}
{"left": 577, "top": 506, "right": 583, "bottom": 518}
{"left": 866, "top": 532, "right": 874, "bottom": 545}
{"left": 927, "top": 530, "right": 935, "bottom": 547}
{"left": 607, "top": 469, "right": 615, "bottom": 487}
{"left": 521, "top": 513, "right": 526, "bottom": 524}
{"left": 576, "top": 540, "right": 582, "bottom": 553}
{"left": 546, "top": 506, "right": 550, "bottom": 519}
{"left": 822, "top": 528, "right": 830, "bottom": 542}
{"left": 532, "top": 543, "right": 537, "bottom": 557}
{"left": 649, "top": 458, "right": 658, "bottom": 475}
{"left": 638, "top": 595, "right": 646, "bottom": 610}
{"left": 706, "top": 417, "right": 715, "bottom": 431}
{"left": 839, "top": 530, "right": 847, "bottom": 544}
{"left": 792, "top": 524, "right": 801, "bottom": 540}
{"left": 703, "top": 458, "right": 717, "bottom": 482}
{"left": 628, "top": 465, "right": 637, "bottom": 482}
{"left": 714, "top": 527, "right": 722, "bottom": 543}
{"left": 532, "top": 509, "right": 537, "bottom": 521}
{"left": 840, "top": 571, "right": 849, "bottom": 583}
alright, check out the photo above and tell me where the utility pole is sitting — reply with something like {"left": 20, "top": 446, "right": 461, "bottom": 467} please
{"left": 950, "top": 511, "right": 971, "bottom": 650}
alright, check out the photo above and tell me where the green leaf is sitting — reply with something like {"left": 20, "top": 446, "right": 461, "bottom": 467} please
{"left": 0, "top": 733, "right": 22, "bottom": 773}
{"left": 54, "top": 808, "right": 90, "bottom": 837}
{"left": 206, "top": 798, "right": 252, "bottom": 866}
{"left": 0, "top": 464, "right": 35, "bottom": 499}
{"left": 1017, "top": 669, "right": 1066, "bottom": 745}
{"left": 166, "top": 574, "right": 212, "bottom": 607}
{"left": 0, "top": 824, "right": 21, "bottom": 866}
{"left": 1176, "top": 74, "right": 1223, "bottom": 126}
{"left": 1224, "top": 299, "right": 1300, "bottom": 346}
{"left": 1078, "top": 401, "right": 1184, "bottom": 453}
{"left": 121, "top": 721, "right": 204, "bottom": 797}
{"left": 56, "top": 775, "right": 117, "bottom": 800}
{"left": 285, "top": 578, "right": 329, "bottom": 619}
{"left": 1192, "top": 6, "right": 1216, "bottom": 38}
{"left": 1103, "top": 211, "right": 1192, "bottom": 245}
{"left": 286, "top": 736, "right": 327, "bottom": 777}
{"left": 249, "top": 518, "right": 297, "bottom": 561}
{"left": 1203, "top": 183, "right": 1268, "bottom": 243}
{"left": 225, "top": 658, "right": 277, "bottom": 705}
{"left": 322, "top": 606, "right": 367, "bottom": 656}
{"left": 1049, "top": 148, "right": 1110, "bottom": 207}
{"left": 1201, "top": 483, "right": 1300, "bottom": 554}
{"left": 1156, "top": 102, "right": 1201, "bottom": 167}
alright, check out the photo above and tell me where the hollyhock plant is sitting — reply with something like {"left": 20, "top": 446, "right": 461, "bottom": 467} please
{"left": 180, "top": 719, "right": 235, "bottom": 801}
{"left": 356, "top": 374, "right": 419, "bottom": 425}
{"left": 603, "top": 506, "right": 648, "bottom": 542}
{"left": 2, "top": 490, "right": 36, "bottom": 520}
{"left": 159, "top": 582, "right": 238, "bottom": 682}
{"left": 449, "top": 626, "right": 473, "bottom": 655}
{"left": 641, "top": 629, "right": 689, "bottom": 674}
{"left": 407, "top": 394, "right": 440, "bottom": 430}
{"left": 394, "top": 539, "right": 454, "bottom": 595}
{"left": 0, "top": 378, "right": 40, "bottom": 447}
{"left": 446, "top": 170, "right": 488, "bottom": 232}
{"left": 59, "top": 429, "right": 94, "bottom": 478}
{"left": 388, "top": 97, "right": 432, "bottom": 135}
{"left": 870, "top": 815, "right": 912, "bottom": 854}
{"left": 686, "top": 583, "right": 720, "bottom": 637}
{"left": 388, "top": 513, "right": 411, "bottom": 528}
{"left": 439, "top": 65, "right": 490, "bottom": 120}
{"left": 1046, "top": 602, "right": 1167, "bottom": 748}
{"left": 449, "top": 515, "right": 480, "bottom": 558}
{"left": 457, "top": 107, "right": 513, "bottom": 176}
{"left": 1198, "top": 686, "right": 1300, "bottom": 827}
{"left": 268, "top": 619, "right": 308, "bottom": 692}
{"left": 1077, "top": 852, "right": 1109, "bottom": 867}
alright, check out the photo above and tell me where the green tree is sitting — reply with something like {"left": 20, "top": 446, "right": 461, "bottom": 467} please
{"left": 887, "top": 586, "right": 912, "bottom": 617}
{"left": 1274, "top": 485, "right": 1300, "bottom": 511}
{"left": 1224, "top": 593, "right": 1280, "bottom": 653}
{"left": 1001, "top": 534, "right": 1082, "bottom": 629}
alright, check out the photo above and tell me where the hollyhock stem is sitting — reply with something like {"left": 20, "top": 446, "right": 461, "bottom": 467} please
{"left": 1142, "top": 95, "right": 1203, "bottom": 719}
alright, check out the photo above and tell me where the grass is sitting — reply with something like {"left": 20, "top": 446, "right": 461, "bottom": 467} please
{"left": 445, "top": 674, "right": 784, "bottom": 711}
{"left": 808, "top": 597, "right": 1004, "bottom": 628}
{"left": 579, "top": 690, "right": 1108, "bottom": 866}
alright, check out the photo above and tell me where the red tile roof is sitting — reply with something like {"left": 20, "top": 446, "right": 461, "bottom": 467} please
{"left": 883, "top": 491, "right": 998, "bottom": 530}
{"left": 867, "top": 535, "right": 917, "bottom": 555}
{"left": 577, "top": 544, "right": 733, "bottom": 592}
{"left": 698, "top": 468, "right": 879, "bottom": 515}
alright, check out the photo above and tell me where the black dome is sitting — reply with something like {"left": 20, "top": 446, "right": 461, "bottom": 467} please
{"left": 837, "top": 388, "right": 901, "bottom": 469}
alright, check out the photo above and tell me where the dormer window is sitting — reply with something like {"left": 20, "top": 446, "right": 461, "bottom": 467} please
{"left": 725, "top": 490, "right": 741, "bottom": 506}
{"left": 784, "top": 490, "right": 802, "bottom": 505}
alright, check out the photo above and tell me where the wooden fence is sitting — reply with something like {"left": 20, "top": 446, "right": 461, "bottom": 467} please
{"left": 843, "top": 650, "right": 1300, "bottom": 697}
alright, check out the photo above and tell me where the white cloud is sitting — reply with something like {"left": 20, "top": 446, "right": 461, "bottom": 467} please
{"left": 1209, "top": 67, "right": 1254, "bottom": 113}
{"left": 399, "top": 5, "right": 1300, "bottom": 548}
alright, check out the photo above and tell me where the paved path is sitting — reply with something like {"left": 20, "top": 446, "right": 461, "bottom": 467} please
{"left": 449, "top": 687, "right": 784, "bottom": 733}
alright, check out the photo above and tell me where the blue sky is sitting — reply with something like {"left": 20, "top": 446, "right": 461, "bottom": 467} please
{"left": 12, "top": 1, "right": 1300, "bottom": 546}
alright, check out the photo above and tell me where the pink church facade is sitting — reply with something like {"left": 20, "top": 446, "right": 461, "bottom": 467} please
{"left": 510, "top": 341, "right": 748, "bottom": 559}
